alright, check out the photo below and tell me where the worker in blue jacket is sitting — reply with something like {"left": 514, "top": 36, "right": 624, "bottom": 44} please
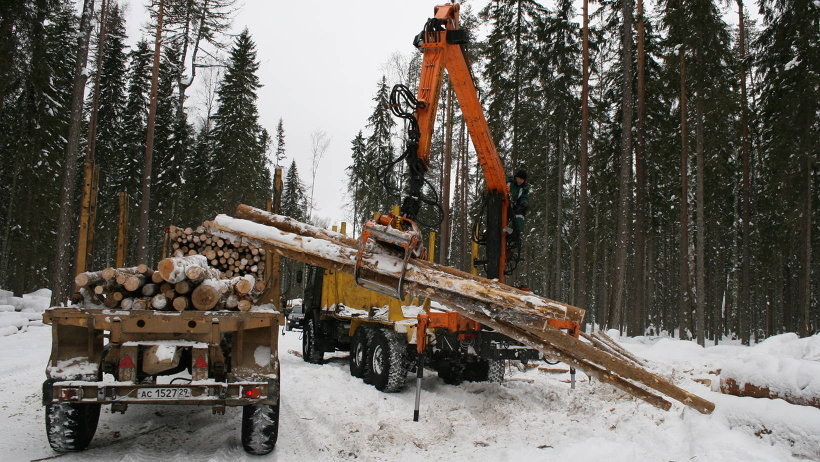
{"left": 506, "top": 170, "right": 529, "bottom": 245}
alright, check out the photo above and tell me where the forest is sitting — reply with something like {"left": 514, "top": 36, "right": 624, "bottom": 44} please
{"left": 0, "top": 0, "right": 816, "bottom": 345}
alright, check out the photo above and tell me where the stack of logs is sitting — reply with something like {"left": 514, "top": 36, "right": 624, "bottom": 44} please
{"left": 169, "top": 225, "right": 266, "bottom": 281}
{"left": 74, "top": 255, "right": 265, "bottom": 312}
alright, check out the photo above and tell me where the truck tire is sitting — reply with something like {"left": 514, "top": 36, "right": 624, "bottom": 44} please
{"left": 45, "top": 402, "right": 101, "bottom": 452}
{"left": 241, "top": 403, "right": 279, "bottom": 455}
{"left": 366, "top": 329, "right": 407, "bottom": 392}
{"left": 302, "top": 316, "right": 323, "bottom": 364}
{"left": 349, "top": 326, "right": 369, "bottom": 378}
{"left": 437, "top": 360, "right": 464, "bottom": 385}
{"left": 487, "top": 359, "right": 505, "bottom": 383}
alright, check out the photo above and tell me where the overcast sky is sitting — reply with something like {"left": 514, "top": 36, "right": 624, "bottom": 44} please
{"left": 116, "top": 0, "right": 748, "bottom": 227}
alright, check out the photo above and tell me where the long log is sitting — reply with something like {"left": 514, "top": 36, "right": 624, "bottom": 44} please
{"left": 211, "top": 211, "right": 714, "bottom": 414}
{"left": 210, "top": 216, "right": 575, "bottom": 325}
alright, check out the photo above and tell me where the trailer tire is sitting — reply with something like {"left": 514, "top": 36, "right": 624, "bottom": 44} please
{"left": 45, "top": 402, "right": 101, "bottom": 452}
{"left": 437, "top": 360, "right": 464, "bottom": 385}
{"left": 464, "top": 359, "right": 505, "bottom": 383}
{"left": 367, "top": 329, "right": 407, "bottom": 392}
{"left": 349, "top": 326, "right": 369, "bottom": 378}
{"left": 487, "top": 359, "right": 505, "bottom": 383}
{"left": 241, "top": 403, "right": 279, "bottom": 455}
{"left": 302, "top": 316, "right": 323, "bottom": 364}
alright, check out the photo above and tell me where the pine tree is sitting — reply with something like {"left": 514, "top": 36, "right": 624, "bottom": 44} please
{"left": 211, "top": 29, "right": 270, "bottom": 214}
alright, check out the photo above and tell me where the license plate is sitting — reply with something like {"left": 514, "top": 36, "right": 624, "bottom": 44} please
{"left": 136, "top": 387, "right": 193, "bottom": 400}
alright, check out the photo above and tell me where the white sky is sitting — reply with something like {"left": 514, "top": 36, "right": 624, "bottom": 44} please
{"left": 114, "top": 0, "right": 750, "bottom": 226}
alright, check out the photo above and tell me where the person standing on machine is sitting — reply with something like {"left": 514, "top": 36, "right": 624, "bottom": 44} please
{"left": 506, "top": 170, "right": 529, "bottom": 246}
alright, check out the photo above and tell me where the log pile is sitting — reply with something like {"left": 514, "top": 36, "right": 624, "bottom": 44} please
{"left": 208, "top": 204, "right": 715, "bottom": 415}
{"left": 168, "top": 224, "right": 266, "bottom": 281}
{"left": 74, "top": 255, "right": 264, "bottom": 312}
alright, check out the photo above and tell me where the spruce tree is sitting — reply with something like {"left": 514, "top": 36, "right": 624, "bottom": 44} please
{"left": 211, "top": 29, "right": 270, "bottom": 213}
{"left": 346, "top": 131, "right": 368, "bottom": 234}
{"left": 92, "top": 3, "right": 129, "bottom": 267}
{"left": 755, "top": 0, "right": 818, "bottom": 336}
{"left": 275, "top": 118, "right": 286, "bottom": 167}
{"left": 364, "top": 76, "right": 397, "bottom": 216}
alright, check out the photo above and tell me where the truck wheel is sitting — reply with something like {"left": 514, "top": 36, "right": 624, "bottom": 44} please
{"left": 45, "top": 402, "right": 101, "bottom": 452}
{"left": 241, "top": 403, "right": 279, "bottom": 455}
{"left": 487, "top": 359, "right": 505, "bottom": 383}
{"left": 349, "top": 326, "right": 369, "bottom": 378}
{"left": 366, "top": 329, "right": 407, "bottom": 392}
{"left": 464, "top": 359, "right": 505, "bottom": 383}
{"left": 302, "top": 316, "right": 323, "bottom": 364}
{"left": 437, "top": 360, "right": 464, "bottom": 385}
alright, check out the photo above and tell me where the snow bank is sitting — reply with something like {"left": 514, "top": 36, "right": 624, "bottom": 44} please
{"left": 0, "top": 288, "right": 49, "bottom": 335}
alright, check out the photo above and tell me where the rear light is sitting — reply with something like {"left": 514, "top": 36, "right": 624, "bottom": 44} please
{"left": 243, "top": 387, "right": 262, "bottom": 399}
{"left": 194, "top": 357, "right": 208, "bottom": 369}
{"left": 118, "top": 355, "right": 135, "bottom": 368}
{"left": 59, "top": 387, "right": 82, "bottom": 400}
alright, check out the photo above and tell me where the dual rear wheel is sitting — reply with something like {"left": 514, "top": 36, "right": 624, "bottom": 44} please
{"left": 349, "top": 327, "right": 407, "bottom": 392}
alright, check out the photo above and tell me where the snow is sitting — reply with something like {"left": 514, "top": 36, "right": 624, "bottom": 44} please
{"left": 255, "top": 346, "right": 272, "bottom": 367}
{"left": 0, "top": 288, "right": 48, "bottom": 335}
{"left": 0, "top": 317, "right": 818, "bottom": 460}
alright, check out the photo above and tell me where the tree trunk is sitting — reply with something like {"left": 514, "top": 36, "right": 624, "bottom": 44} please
{"left": 51, "top": 0, "right": 96, "bottom": 306}
{"left": 76, "top": 0, "right": 110, "bottom": 277}
{"left": 738, "top": 0, "right": 752, "bottom": 345}
{"left": 577, "top": 0, "right": 590, "bottom": 310}
{"left": 136, "top": 0, "right": 165, "bottom": 264}
{"left": 439, "top": 84, "right": 453, "bottom": 266}
{"left": 678, "top": 46, "right": 691, "bottom": 339}
{"left": 799, "top": 152, "right": 812, "bottom": 336}
{"left": 695, "top": 98, "right": 706, "bottom": 346}
{"left": 553, "top": 133, "right": 564, "bottom": 298}
{"left": 632, "top": 0, "right": 647, "bottom": 336}
{"left": 608, "top": 0, "right": 634, "bottom": 330}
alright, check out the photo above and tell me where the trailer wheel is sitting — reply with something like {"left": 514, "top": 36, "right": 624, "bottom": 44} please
{"left": 464, "top": 359, "right": 505, "bottom": 383}
{"left": 486, "top": 359, "right": 505, "bottom": 383}
{"left": 302, "top": 316, "right": 323, "bottom": 363}
{"left": 45, "top": 402, "right": 101, "bottom": 452}
{"left": 241, "top": 403, "right": 279, "bottom": 455}
{"left": 349, "top": 326, "right": 369, "bottom": 378}
{"left": 367, "top": 329, "right": 407, "bottom": 392}
{"left": 437, "top": 360, "right": 464, "bottom": 385}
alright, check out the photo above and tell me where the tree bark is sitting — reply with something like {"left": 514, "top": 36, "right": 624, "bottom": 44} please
{"left": 608, "top": 0, "right": 634, "bottom": 330}
{"left": 136, "top": 0, "right": 165, "bottom": 264}
{"left": 553, "top": 133, "right": 564, "bottom": 298}
{"left": 737, "top": 0, "right": 752, "bottom": 345}
{"left": 632, "top": 0, "right": 647, "bottom": 336}
{"left": 678, "top": 46, "right": 691, "bottom": 339}
{"left": 577, "top": 0, "right": 590, "bottom": 310}
{"left": 439, "top": 84, "right": 453, "bottom": 266}
{"left": 51, "top": 0, "right": 97, "bottom": 306}
{"left": 695, "top": 98, "right": 706, "bottom": 346}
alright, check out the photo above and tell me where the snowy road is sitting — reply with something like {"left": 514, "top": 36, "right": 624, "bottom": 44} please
{"left": 1, "top": 324, "right": 818, "bottom": 461}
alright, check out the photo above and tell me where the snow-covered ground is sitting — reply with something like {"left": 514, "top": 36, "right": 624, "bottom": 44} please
{"left": 0, "top": 295, "right": 818, "bottom": 461}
